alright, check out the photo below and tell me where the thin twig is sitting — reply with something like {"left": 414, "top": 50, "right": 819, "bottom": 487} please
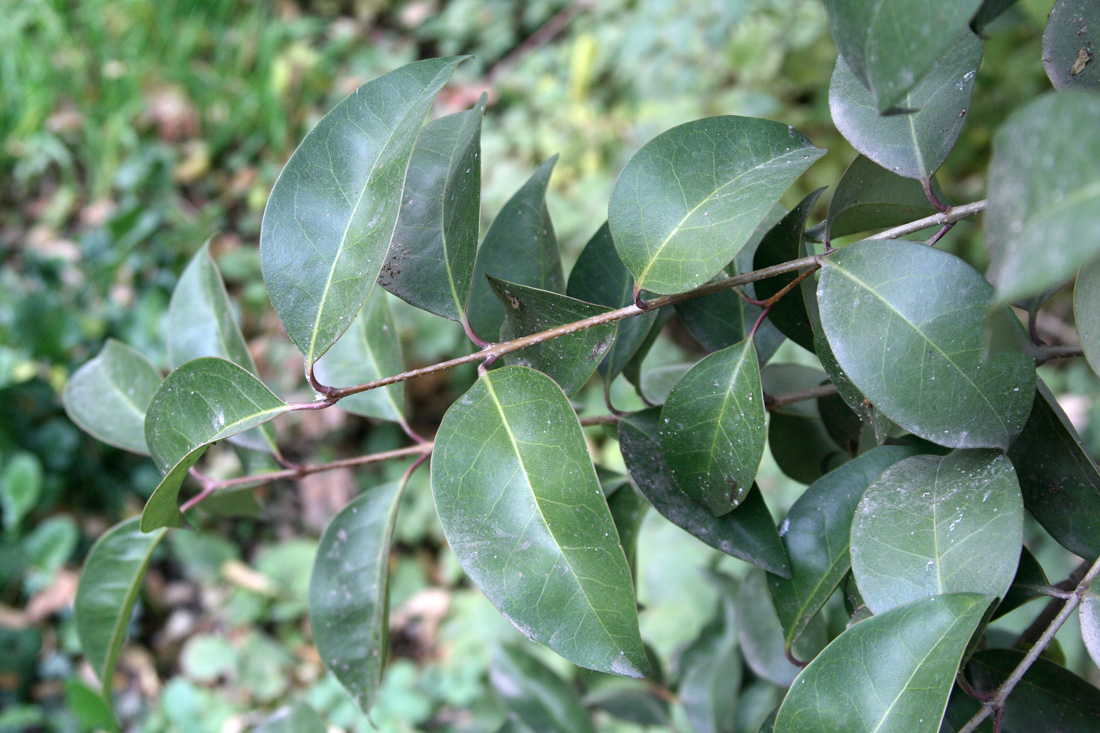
{"left": 765, "top": 383, "right": 838, "bottom": 410}
{"left": 1032, "top": 344, "right": 1084, "bottom": 366}
{"left": 579, "top": 414, "right": 619, "bottom": 426}
{"left": 925, "top": 222, "right": 954, "bottom": 247}
{"left": 922, "top": 178, "right": 950, "bottom": 213}
{"left": 866, "top": 199, "right": 987, "bottom": 241}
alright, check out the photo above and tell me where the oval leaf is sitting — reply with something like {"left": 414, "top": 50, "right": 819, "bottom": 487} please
{"left": 0, "top": 452, "right": 43, "bottom": 532}
{"left": 818, "top": 239, "right": 1034, "bottom": 449}
{"left": 489, "top": 644, "right": 595, "bottom": 733}
{"left": 63, "top": 340, "right": 162, "bottom": 455}
{"left": 431, "top": 366, "right": 651, "bottom": 677}
{"left": 1043, "top": 0, "right": 1100, "bottom": 92}
{"left": 75, "top": 517, "right": 168, "bottom": 698}
{"left": 659, "top": 338, "right": 766, "bottom": 516}
{"left": 851, "top": 450, "right": 1023, "bottom": 614}
{"left": 609, "top": 116, "right": 824, "bottom": 295}
{"left": 260, "top": 57, "right": 465, "bottom": 364}
{"left": 774, "top": 593, "right": 992, "bottom": 733}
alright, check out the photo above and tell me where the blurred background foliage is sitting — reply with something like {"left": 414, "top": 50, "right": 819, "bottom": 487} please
{"left": 0, "top": 0, "right": 1092, "bottom": 730}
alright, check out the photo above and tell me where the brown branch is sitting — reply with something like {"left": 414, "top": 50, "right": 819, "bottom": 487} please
{"left": 865, "top": 199, "right": 987, "bottom": 241}
{"left": 765, "top": 383, "right": 838, "bottom": 411}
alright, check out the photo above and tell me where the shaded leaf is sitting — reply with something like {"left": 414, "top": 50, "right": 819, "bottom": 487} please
{"left": 609, "top": 116, "right": 824, "bottom": 294}
{"left": 1081, "top": 592, "right": 1100, "bottom": 669}
{"left": 0, "top": 452, "right": 43, "bottom": 532}
{"left": 140, "top": 446, "right": 210, "bottom": 531}
{"left": 994, "top": 546, "right": 1050, "bottom": 619}
{"left": 1075, "top": 259, "right": 1100, "bottom": 380}
{"left": 605, "top": 481, "right": 648, "bottom": 578}
{"left": 253, "top": 703, "right": 327, "bottom": 733}
{"left": 1043, "top": 0, "right": 1100, "bottom": 91}
{"left": 971, "top": 0, "right": 1018, "bottom": 33}
{"left": 674, "top": 286, "right": 784, "bottom": 363}
{"left": 582, "top": 679, "right": 668, "bottom": 727}
{"left": 678, "top": 573, "right": 741, "bottom": 733}
{"left": 63, "top": 678, "right": 119, "bottom": 733}
{"left": 762, "top": 365, "right": 848, "bottom": 484}
{"left": 738, "top": 568, "right": 826, "bottom": 687}
{"left": 489, "top": 644, "right": 595, "bottom": 733}
{"left": 621, "top": 306, "right": 674, "bottom": 394}
{"left": 261, "top": 57, "right": 465, "bottom": 365}
{"left": 826, "top": 155, "right": 943, "bottom": 242}
{"left": 814, "top": 326, "right": 895, "bottom": 446}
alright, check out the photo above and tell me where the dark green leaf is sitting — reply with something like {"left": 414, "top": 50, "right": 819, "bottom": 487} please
{"left": 467, "top": 157, "right": 565, "bottom": 341}
{"left": 738, "top": 568, "right": 826, "bottom": 686}
{"left": 582, "top": 679, "right": 668, "bottom": 727}
{"left": 826, "top": 155, "right": 943, "bottom": 241}
{"left": 606, "top": 481, "right": 648, "bottom": 578}
{"left": 659, "top": 339, "right": 765, "bottom": 515}
{"left": 674, "top": 286, "right": 785, "bottom": 363}
{"left": 432, "top": 367, "right": 650, "bottom": 676}
{"left": 260, "top": 57, "right": 465, "bottom": 365}
{"left": 775, "top": 593, "right": 992, "bottom": 732}
{"left": 762, "top": 365, "right": 848, "bottom": 485}
{"left": 0, "top": 452, "right": 43, "bottom": 532}
{"left": 253, "top": 703, "right": 327, "bottom": 733}
{"left": 618, "top": 407, "right": 790, "bottom": 576}
{"left": 609, "top": 116, "right": 824, "bottom": 294}
{"left": 830, "top": 31, "right": 983, "bottom": 181}
{"left": 814, "top": 326, "right": 895, "bottom": 446}
{"left": 767, "top": 445, "right": 923, "bottom": 648}
{"left": 313, "top": 287, "right": 406, "bottom": 422}
{"left": 491, "top": 277, "right": 615, "bottom": 396}
{"left": 818, "top": 239, "right": 1034, "bottom": 449}
{"left": 971, "top": 0, "right": 1017, "bottom": 33}
{"left": 621, "top": 306, "right": 674, "bottom": 393}
{"left": 140, "top": 446, "right": 210, "bottom": 531}
{"left": 490, "top": 645, "right": 595, "bottom": 733}
{"left": 993, "top": 545, "right": 1049, "bottom": 619}
{"left": 822, "top": 0, "right": 984, "bottom": 112}
{"left": 986, "top": 91, "right": 1100, "bottom": 304}
{"left": 380, "top": 96, "right": 485, "bottom": 323}
{"left": 63, "top": 339, "right": 162, "bottom": 455}
{"left": 850, "top": 451, "right": 1022, "bottom": 614}
{"left": 678, "top": 573, "right": 741, "bottom": 733}
{"left": 75, "top": 517, "right": 168, "bottom": 698}
{"left": 1081, "top": 592, "right": 1100, "bottom": 669}
{"left": 1075, "top": 260, "right": 1100, "bottom": 380}
{"left": 1007, "top": 381, "right": 1100, "bottom": 560}
{"left": 1043, "top": 0, "right": 1100, "bottom": 91}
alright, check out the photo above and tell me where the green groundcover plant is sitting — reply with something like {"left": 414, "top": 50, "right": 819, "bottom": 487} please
{"left": 59, "top": 1, "right": 1100, "bottom": 730}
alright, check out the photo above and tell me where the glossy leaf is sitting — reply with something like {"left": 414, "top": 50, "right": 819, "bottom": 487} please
{"left": 168, "top": 242, "right": 275, "bottom": 453}
{"left": 609, "top": 116, "right": 824, "bottom": 294}
{"left": 431, "top": 367, "right": 650, "bottom": 677}
{"left": 678, "top": 573, "right": 741, "bottom": 733}
{"left": 491, "top": 277, "right": 615, "bottom": 396}
{"left": 658, "top": 338, "right": 765, "bottom": 515}
{"left": 738, "top": 568, "right": 826, "bottom": 687}
{"left": 850, "top": 451, "right": 1022, "bottom": 614}
{"left": 618, "top": 407, "right": 790, "bottom": 576}
{"left": 762, "top": 365, "right": 848, "bottom": 485}
{"left": 309, "top": 479, "right": 407, "bottom": 713}
{"left": 489, "top": 645, "right": 595, "bottom": 733}
{"left": 75, "top": 517, "right": 168, "bottom": 697}
{"left": 312, "top": 288, "right": 406, "bottom": 422}
{"left": 986, "top": 91, "right": 1100, "bottom": 304}
{"left": 775, "top": 593, "right": 992, "bottom": 732}
{"left": 467, "top": 157, "right": 565, "bottom": 341}
{"left": 830, "top": 31, "right": 982, "bottom": 181}
{"left": 1075, "top": 260, "right": 1100, "bottom": 380}
{"left": 1007, "top": 381, "right": 1100, "bottom": 560}
{"left": 818, "top": 239, "right": 1034, "bottom": 449}
{"left": 253, "top": 703, "right": 327, "bottom": 733}
{"left": 0, "top": 452, "right": 43, "bottom": 532}
{"left": 63, "top": 339, "right": 161, "bottom": 455}
{"left": 822, "top": 0, "right": 984, "bottom": 112}
{"left": 826, "top": 155, "right": 943, "bottom": 242}
{"left": 1043, "top": 0, "right": 1100, "bottom": 91}
{"left": 767, "top": 445, "right": 922, "bottom": 648}
{"left": 1081, "top": 592, "right": 1100, "bottom": 669}
{"left": 260, "top": 57, "right": 465, "bottom": 365}
{"left": 380, "top": 96, "right": 485, "bottom": 322}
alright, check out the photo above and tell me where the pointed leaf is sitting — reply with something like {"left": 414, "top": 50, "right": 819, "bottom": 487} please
{"left": 830, "top": 31, "right": 983, "bottom": 181}
{"left": 822, "top": 0, "right": 984, "bottom": 112}
{"left": 986, "top": 91, "right": 1100, "bottom": 304}
{"left": 767, "top": 445, "right": 923, "bottom": 648}
{"left": 491, "top": 277, "right": 616, "bottom": 396}
{"left": 309, "top": 478, "right": 408, "bottom": 713}
{"left": 738, "top": 568, "right": 827, "bottom": 687}
{"left": 260, "top": 57, "right": 466, "bottom": 364}
{"left": 489, "top": 645, "right": 595, "bottom": 733}
{"left": 75, "top": 517, "right": 168, "bottom": 698}
{"left": 609, "top": 116, "right": 824, "bottom": 294}
{"left": 818, "top": 239, "right": 1034, "bottom": 449}
{"left": 431, "top": 366, "right": 650, "bottom": 677}
{"left": 762, "top": 365, "right": 849, "bottom": 485}
{"left": 380, "top": 96, "right": 485, "bottom": 322}
{"left": 658, "top": 338, "right": 766, "bottom": 516}
{"left": 1075, "top": 259, "right": 1100, "bottom": 380}
{"left": 774, "top": 593, "right": 992, "bottom": 733}
{"left": 678, "top": 573, "right": 741, "bottom": 733}
{"left": 140, "top": 446, "right": 211, "bottom": 531}
{"left": 467, "top": 157, "right": 565, "bottom": 340}
{"left": 826, "top": 155, "right": 943, "bottom": 241}
{"left": 618, "top": 407, "right": 790, "bottom": 576}
{"left": 312, "top": 288, "right": 406, "bottom": 422}
{"left": 1043, "top": 0, "right": 1100, "bottom": 91}
{"left": 63, "top": 340, "right": 161, "bottom": 455}
{"left": 851, "top": 450, "right": 1023, "bottom": 614}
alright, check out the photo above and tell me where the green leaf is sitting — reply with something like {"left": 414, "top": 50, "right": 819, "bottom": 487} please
{"left": 253, "top": 703, "right": 327, "bottom": 733}
{"left": 971, "top": 0, "right": 1017, "bottom": 33}
{"left": 75, "top": 517, "right": 168, "bottom": 698}
{"left": 431, "top": 366, "right": 651, "bottom": 677}
{"left": 0, "top": 452, "right": 43, "bottom": 532}
{"left": 1081, "top": 592, "right": 1100, "bottom": 669}
{"left": 813, "top": 326, "right": 895, "bottom": 446}
{"left": 618, "top": 407, "right": 791, "bottom": 576}
{"left": 582, "top": 678, "right": 669, "bottom": 727}
{"left": 767, "top": 445, "right": 923, "bottom": 649}
{"left": 775, "top": 593, "right": 991, "bottom": 732}
{"left": 818, "top": 239, "right": 1034, "bottom": 449}
{"left": 1007, "top": 381, "right": 1100, "bottom": 560}
{"left": 313, "top": 287, "right": 406, "bottom": 422}
{"left": 621, "top": 306, "right": 674, "bottom": 394}
{"left": 605, "top": 480, "right": 648, "bottom": 577}
{"left": 380, "top": 96, "right": 486, "bottom": 323}
{"left": 830, "top": 31, "right": 983, "bottom": 182}
{"left": 260, "top": 57, "right": 466, "bottom": 365}
{"left": 309, "top": 478, "right": 408, "bottom": 714}
{"left": 822, "top": 0, "right": 985, "bottom": 112}
{"left": 850, "top": 450, "right": 1022, "bottom": 614}
{"left": 1043, "top": 0, "right": 1100, "bottom": 91}
{"left": 63, "top": 678, "right": 119, "bottom": 733}
{"left": 1076, "top": 260, "right": 1100, "bottom": 380}
{"left": 658, "top": 338, "right": 766, "bottom": 516}
{"left": 168, "top": 241, "right": 276, "bottom": 453}
{"left": 993, "top": 545, "right": 1049, "bottom": 619}
{"left": 738, "top": 568, "right": 826, "bottom": 686}
{"left": 674, "top": 286, "right": 784, "bottom": 362}
{"left": 63, "top": 339, "right": 162, "bottom": 455}
{"left": 678, "top": 573, "right": 741, "bottom": 733}
{"left": 489, "top": 645, "right": 595, "bottom": 733}
{"left": 467, "top": 157, "right": 565, "bottom": 341}
{"left": 826, "top": 155, "right": 944, "bottom": 241}
{"left": 762, "top": 365, "right": 849, "bottom": 485}
{"left": 986, "top": 91, "right": 1100, "bottom": 304}
{"left": 140, "top": 446, "right": 210, "bottom": 531}
{"left": 491, "top": 277, "right": 616, "bottom": 396}
{"left": 144, "top": 357, "right": 291, "bottom": 475}
{"left": 609, "top": 116, "right": 824, "bottom": 294}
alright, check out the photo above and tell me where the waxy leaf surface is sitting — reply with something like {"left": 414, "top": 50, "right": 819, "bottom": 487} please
{"left": 1043, "top": 0, "right": 1100, "bottom": 92}
{"left": 489, "top": 645, "right": 595, "bottom": 733}
{"left": 825, "top": 155, "right": 942, "bottom": 241}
